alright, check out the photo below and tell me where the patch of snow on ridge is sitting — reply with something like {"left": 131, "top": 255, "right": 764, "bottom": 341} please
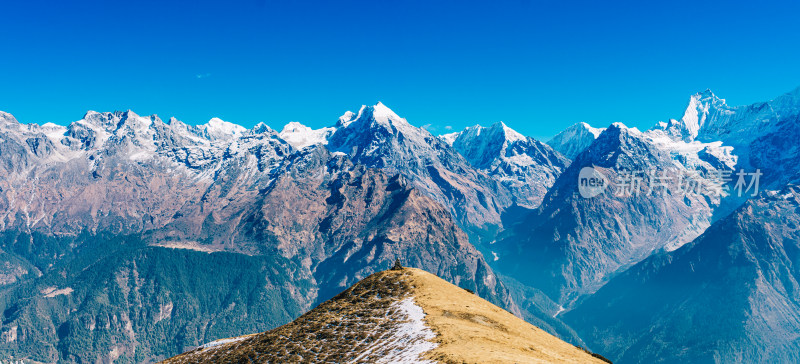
{"left": 40, "top": 122, "right": 67, "bottom": 142}
{"left": 352, "top": 297, "right": 438, "bottom": 364}
{"left": 197, "top": 335, "right": 252, "bottom": 352}
{"left": 42, "top": 287, "right": 74, "bottom": 298}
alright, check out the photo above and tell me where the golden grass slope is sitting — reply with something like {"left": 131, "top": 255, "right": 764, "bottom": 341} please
{"left": 163, "top": 267, "right": 608, "bottom": 363}
{"left": 408, "top": 267, "right": 606, "bottom": 363}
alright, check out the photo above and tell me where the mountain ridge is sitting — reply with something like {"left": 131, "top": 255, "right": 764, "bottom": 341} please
{"left": 164, "top": 267, "right": 609, "bottom": 364}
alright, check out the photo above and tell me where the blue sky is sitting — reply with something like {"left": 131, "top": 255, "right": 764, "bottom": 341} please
{"left": 1, "top": 0, "right": 799, "bottom": 140}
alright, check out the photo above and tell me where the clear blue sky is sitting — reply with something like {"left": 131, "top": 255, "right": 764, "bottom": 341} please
{"left": 1, "top": 0, "right": 799, "bottom": 140}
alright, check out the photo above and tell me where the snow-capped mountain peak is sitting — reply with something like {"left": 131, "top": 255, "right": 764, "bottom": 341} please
{"left": 580, "top": 122, "right": 604, "bottom": 137}
{"left": 547, "top": 122, "right": 605, "bottom": 159}
{"left": 329, "top": 102, "right": 439, "bottom": 158}
{"left": 674, "top": 89, "right": 730, "bottom": 141}
{"left": 200, "top": 117, "right": 246, "bottom": 141}
{"left": 341, "top": 102, "right": 410, "bottom": 129}
{"left": 491, "top": 121, "right": 526, "bottom": 143}
{"left": 249, "top": 122, "right": 275, "bottom": 134}
{"left": 449, "top": 121, "right": 527, "bottom": 154}
{"left": 81, "top": 110, "right": 124, "bottom": 130}
{"left": 65, "top": 111, "right": 142, "bottom": 151}
{"left": 609, "top": 122, "right": 640, "bottom": 133}
{"left": 330, "top": 102, "right": 429, "bottom": 153}
{"left": 278, "top": 121, "right": 335, "bottom": 149}
{"left": 650, "top": 87, "right": 800, "bottom": 165}
{"left": 0, "top": 110, "right": 15, "bottom": 120}
{"left": 337, "top": 111, "right": 357, "bottom": 127}
{"left": 371, "top": 101, "right": 397, "bottom": 117}
{"left": 76, "top": 110, "right": 164, "bottom": 138}
{"left": 0, "top": 111, "right": 22, "bottom": 130}
{"left": 445, "top": 122, "right": 569, "bottom": 208}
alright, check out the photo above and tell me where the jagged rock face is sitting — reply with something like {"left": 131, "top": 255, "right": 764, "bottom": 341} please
{"left": 446, "top": 122, "right": 570, "bottom": 209}
{"left": 327, "top": 103, "right": 514, "bottom": 229}
{"left": 547, "top": 122, "right": 605, "bottom": 159}
{"left": 564, "top": 185, "right": 800, "bottom": 364}
{"left": 496, "top": 124, "right": 729, "bottom": 303}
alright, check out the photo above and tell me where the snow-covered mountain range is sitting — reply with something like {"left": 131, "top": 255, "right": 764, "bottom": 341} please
{"left": 1, "top": 86, "right": 800, "bottom": 363}
{"left": 0, "top": 101, "right": 561, "bottom": 362}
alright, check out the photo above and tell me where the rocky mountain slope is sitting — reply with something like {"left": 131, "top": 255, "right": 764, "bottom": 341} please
{"left": 564, "top": 185, "right": 800, "bottom": 363}
{"left": 326, "top": 103, "right": 515, "bottom": 229}
{"left": 165, "top": 267, "right": 609, "bottom": 364}
{"left": 236, "top": 147, "right": 514, "bottom": 307}
{"left": 494, "top": 87, "right": 800, "bottom": 307}
{"left": 495, "top": 122, "right": 733, "bottom": 304}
